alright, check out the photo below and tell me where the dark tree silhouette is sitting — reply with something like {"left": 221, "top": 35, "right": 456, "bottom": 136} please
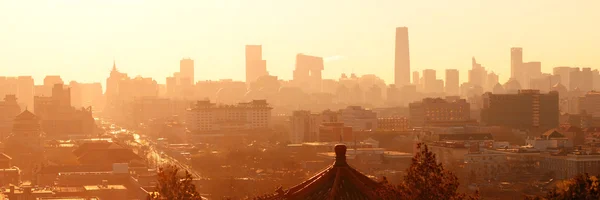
{"left": 147, "top": 165, "right": 203, "bottom": 200}
{"left": 526, "top": 173, "right": 600, "bottom": 200}
{"left": 377, "top": 143, "right": 479, "bottom": 200}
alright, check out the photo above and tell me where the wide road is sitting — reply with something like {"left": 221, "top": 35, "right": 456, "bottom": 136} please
{"left": 103, "top": 120, "right": 202, "bottom": 179}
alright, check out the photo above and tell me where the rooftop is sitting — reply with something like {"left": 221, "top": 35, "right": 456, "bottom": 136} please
{"left": 83, "top": 185, "right": 127, "bottom": 191}
{"left": 260, "top": 144, "right": 382, "bottom": 199}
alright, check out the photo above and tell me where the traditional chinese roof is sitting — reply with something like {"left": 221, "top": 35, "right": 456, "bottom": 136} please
{"left": 15, "top": 109, "right": 38, "bottom": 120}
{"left": 260, "top": 144, "right": 381, "bottom": 200}
{"left": 541, "top": 129, "right": 566, "bottom": 139}
{"left": 73, "top": 141, "right": 140, "bottom": 165}
{"left": 77, "top": 148, "right": 140, "bottom": 165}
{"left": 73, "top": 141, "right": 123, "bottom": 157}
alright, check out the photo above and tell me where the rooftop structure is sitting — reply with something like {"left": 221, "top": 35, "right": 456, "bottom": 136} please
{"left": 261, "top": 144, "right": 382, "bottom": 199}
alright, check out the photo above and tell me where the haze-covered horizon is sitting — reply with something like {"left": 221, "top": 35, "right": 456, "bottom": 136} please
{"left": 1, "top": 0, "right": 599, "bottom": 86}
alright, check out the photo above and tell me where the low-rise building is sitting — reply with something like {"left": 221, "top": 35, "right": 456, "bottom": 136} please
{"left": 464, "top": 146, "right": 508, "bottom": 182}
{"left": 481, "top": 90, "right": 559, "bottom": 130}
{"left": 578, "top": 91, "right": 600, "bottom": 117}
{"left": 409, "top": 97, "right": 470, "bottom": 127}
{"left": 526, "top": 129, "right": 573, "bottom": 151}
{"left": 377, "top": 117, "right": 409, "bottom": 131}
{"left": 289, "top": 110, "right": 322, "bottom": 143}
{"left": 540, "top": 151, "right": 600, "bottom": 180}
{"left": 185, "top": 100, "right": 272, "bottom": 133}
{"left": 339, "top": 106, "right": 377, "bottom": 131}
{"left": 319, "top": 122, "right": 353, "bottom": 142}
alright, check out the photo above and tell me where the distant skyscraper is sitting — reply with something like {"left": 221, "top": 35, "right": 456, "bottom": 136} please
{"left": 294, "top": 54, "right": 324, "bottom": 93}
{"left": 422, "top": 69, "right": 436, "bottom": 93}
{"left": 106, "top": 61, "right": 127, "bottom": 100}
{"left": 179, "top": 58, "right": 194, "bottom": 85}
{"left": 511, "top": 47, "right": 523, "bottom": 79}
{"left": 245, "top": 45, "right": 268, "bottom": 84}
{"left": 16, "top": 76, "right": 34, "bottom": 111}
{"left": 445, "top": 69, "right": 459, "bottom": 95}
{"left": 412, "top": 71, "right": 420, "bottom": 85}
{"left": 469, "top": 57, "right": 487, "bottom": 87}
{"left": 522, "top": 61, "right": 542, "bottom": 88}
{"left": 582, "top": 68, "right": 593, "bottom": 92}
{"left": 553, "top": 66, "right": 573, "bottom": 89}
{"left": 593, "top": 69, "right": 600, "bottom": 90}
{"left": 394, "top": 27, "right": 410, "bottom": 86}
{"left": 486, "top": 72, "right": 499, "bottom": 91}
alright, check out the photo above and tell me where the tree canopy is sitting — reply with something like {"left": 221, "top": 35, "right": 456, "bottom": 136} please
{"left": 147, "top": 165, "right": 203, "bottom": 200}
{"left": 377, "top": 143, "right": 479, "bottom": 200}
{"left": 526, "top": 173, "right": 600, "bottom": 200}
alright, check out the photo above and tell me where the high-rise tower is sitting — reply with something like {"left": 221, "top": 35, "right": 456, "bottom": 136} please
{"left": 179, "top": 58, "right": 194, "bottom": 85}
{"left": 445, "top": 69, "right": 459, "bottom": 95}
{"left": 245, "top": 45, "right": 268, "bottom": 84}
{"left": 395, "top": 27, "right": 410, "bottom": 86}
{"left": 511, "top": 47, "right": 523, "bottom": 79}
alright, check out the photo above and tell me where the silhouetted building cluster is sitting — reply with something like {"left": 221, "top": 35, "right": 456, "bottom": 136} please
{"left": 34, "top": 84, "right": 96, "bottom": 137}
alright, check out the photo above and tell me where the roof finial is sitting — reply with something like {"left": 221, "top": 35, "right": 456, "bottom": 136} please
{"left": 334, "top": 144, "right": 347, "bottom": 166}
{"left": 112, "top": 59, "right": 117, "bottom": 71}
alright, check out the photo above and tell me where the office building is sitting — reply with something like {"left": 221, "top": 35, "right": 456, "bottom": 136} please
{"left": 409, "top": 97, "right": 470, "bottom": 127}
{"left": 0, "top": 95, "right": 21, "bottom": 139}
{"left": 540, "top": 153, "right": 600, "bottom": 180}
{"left": 377, "top": 117, "right": 409, "bottom": 131}
{"left": 486, "top": 72, "right": 499, "bottom": 91}
{"left": 511, "top": 47, "right": 523, "bottom": 80}
{"left": 394, "top": 27, "right": 410, "bottom": 86}
{"left": 567, "top": 67, "right": 593, "bottom": 92}
{"left": 524, "top": 62, "right": 542, "bottom": 79}
{"left": 412, "top": 71, "right": 419, "bottom": 85}
{"left": 594, "top": 69, "right": 600, "bottom": 90}
{"left": 179, "top": 58, "right": 195, "bottom": 85}
{"left": 185, "top": 100, "right": 272, "bottom": 133}
{"left": 445, "top": 69, "right": 459, "bottom": 95}
{"left": 469, "top": 57, "right": 487, "bottom": 87}
{"left": 386, "top": 84, "right": 400, "bottom": 106}
{"left": 578, "top": 91, "right": 600, "bottom": 117}
{"left": 481, "top": 90, "right": 559, "bottom": 129}
{"left": 16, "top": 76, "right": 34, "bottom": 111}
{"left": 581, "top": 68, "right": 593, "bottom": 92}
{"left": 553, "top": 66, "right": 574, "bottom": 89}
{"left": 422, "top": 69, "right": 436, "bottom": 93}
{"left": 339, "top": 106, "right": 378, "bottom": 131}
{"left": 290, "top": 110, "right": 323, "bottom": 143}
{"left": 245, "top": 45, "right": 268, "bottom": 84}
{"left": 293, "top": 54, "right": 324, "bottom": 92}
{"left": 319, "top": 123, "right": 353, "bottom": 142}
{"left": 0, "top": 77, "right": 17, "bottom": 100}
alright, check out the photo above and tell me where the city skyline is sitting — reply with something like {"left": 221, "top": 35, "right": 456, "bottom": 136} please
{"left": 3, "top": 1, "right": 600, "bottom": 199}
{"left": 1, "top": 1, "right": 600, "bottom": 86}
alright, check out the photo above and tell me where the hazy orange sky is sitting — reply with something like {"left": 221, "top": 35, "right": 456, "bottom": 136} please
{"left": 1, "top": 0, "right": 599, "bottom": 86}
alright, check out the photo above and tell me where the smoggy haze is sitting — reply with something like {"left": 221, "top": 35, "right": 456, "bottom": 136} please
{"left": 1, "top": 0, "right": 599, "bottom": 85}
